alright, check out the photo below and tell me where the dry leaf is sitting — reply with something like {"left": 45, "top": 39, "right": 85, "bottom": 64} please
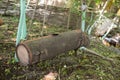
{"left": 11, "top": 38, "right": 16, "bottom": 42}
{"left": 0, "top": 56, "right": 2, "bottom": 60}
{"left": 42, "top": 72, "right": 58, "bottom": 80}
{"left": 0, "top": 19, "right": 3, "bottom": 26}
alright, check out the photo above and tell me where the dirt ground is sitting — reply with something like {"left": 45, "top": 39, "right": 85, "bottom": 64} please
{"left": 0, "top": 15, "right": 120, "bottom": 80}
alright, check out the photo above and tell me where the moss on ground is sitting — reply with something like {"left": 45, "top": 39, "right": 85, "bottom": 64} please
{"left": 0, "top": 16, "right": 120, "bottom": 80}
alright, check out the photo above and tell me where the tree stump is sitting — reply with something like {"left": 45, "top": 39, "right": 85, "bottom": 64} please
{"left": 16, "top": 30, "right": 90, "bottom": 65}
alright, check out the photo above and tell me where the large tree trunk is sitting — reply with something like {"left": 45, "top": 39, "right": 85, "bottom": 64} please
{"left": 16, "top": 30, "right": 89, "bottom": 65}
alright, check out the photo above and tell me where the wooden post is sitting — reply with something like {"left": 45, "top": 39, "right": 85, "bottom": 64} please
{"left": 16, "top": 30, "right": 90, "bottom": 65}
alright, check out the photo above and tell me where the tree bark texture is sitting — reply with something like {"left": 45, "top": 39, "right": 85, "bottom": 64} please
{"left": 16, "top": 30, "right": 90, "bottom": 65}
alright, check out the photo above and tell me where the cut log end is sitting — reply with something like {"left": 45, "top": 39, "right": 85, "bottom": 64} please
{"left": 16, "top": 44, "right": 31, "bottom": 65}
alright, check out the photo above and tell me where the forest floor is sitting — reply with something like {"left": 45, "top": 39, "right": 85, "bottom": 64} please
{"left": 0, "top": 15, "right": 120, "bottom": 80}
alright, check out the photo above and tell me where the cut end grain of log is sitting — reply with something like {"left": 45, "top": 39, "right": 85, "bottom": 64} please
{"left": 17, "top": 45, "right": 30, "bottom": 65}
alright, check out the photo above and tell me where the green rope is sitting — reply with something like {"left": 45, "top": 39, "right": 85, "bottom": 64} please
{"left": 15, "top": 0, "right": 27, "bottom": 61}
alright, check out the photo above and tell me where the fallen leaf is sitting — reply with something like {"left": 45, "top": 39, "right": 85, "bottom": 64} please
{"left": 0, "top": 56, "right": 2, "bottom": 60}
{"left": 0, "top": 18, "right": 3, "bottom": 26}
{"left": 7, "top": 31, "right": 14, "bottom": 34}
{"left": 42, "top": 72, "right": 58, "bottom": 80}
{"left": 11, "top": 38, "right": 16, "bottom": 42}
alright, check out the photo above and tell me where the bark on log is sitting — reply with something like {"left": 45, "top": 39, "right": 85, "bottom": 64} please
{"left": 16, "top": 30, "right": 90, "bottom": 65}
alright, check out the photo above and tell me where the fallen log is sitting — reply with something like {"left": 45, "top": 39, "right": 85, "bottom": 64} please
{"left": 16, "top": 30, "right": 90, "bottom": 65}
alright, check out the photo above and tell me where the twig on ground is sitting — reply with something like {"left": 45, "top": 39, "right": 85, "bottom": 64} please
{"left": 79, "top": 47, "right": 114, "bottom": 63}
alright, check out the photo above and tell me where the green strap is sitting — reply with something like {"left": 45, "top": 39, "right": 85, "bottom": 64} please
{"left": 15, "top": 0, "right": 27, "bottom": 61}
{"left": 81, "top": 11, "right": 86, "bottom": 32}
{"left": 81, "top": 0, "right": 87, "bottom": 32}
{"left": 80, "top": 46, "right": 86, "bottom": 50}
